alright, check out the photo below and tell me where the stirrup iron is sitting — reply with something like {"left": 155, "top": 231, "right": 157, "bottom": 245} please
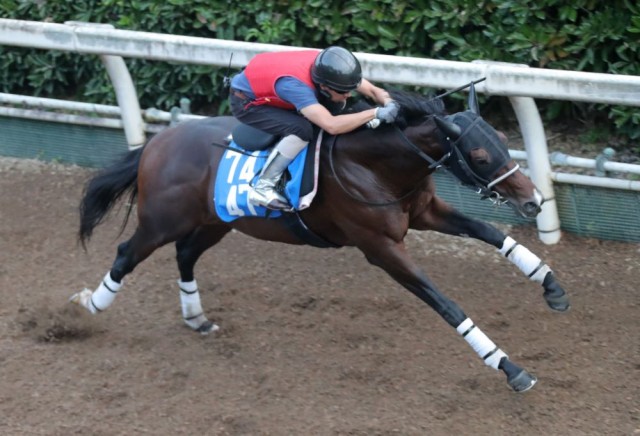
{"left": 248, "top": 148, "right": 293, "bottom": 211}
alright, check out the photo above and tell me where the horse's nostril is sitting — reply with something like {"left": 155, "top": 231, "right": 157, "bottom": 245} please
{"left": 524, "top": 201, "right": 541, "bottom": 215}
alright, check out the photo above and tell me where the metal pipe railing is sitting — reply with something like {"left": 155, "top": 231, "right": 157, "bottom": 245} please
{"left": 3, "top": 94, "right": 639, "bottom": 194}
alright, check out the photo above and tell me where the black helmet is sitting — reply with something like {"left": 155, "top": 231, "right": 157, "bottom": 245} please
{"left": 311, "top": 46, "right": 362, "bottom": 92}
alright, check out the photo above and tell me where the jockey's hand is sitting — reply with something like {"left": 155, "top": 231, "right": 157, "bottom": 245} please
{"left": 375, "top": 100, "right": 400, "bottom": 123}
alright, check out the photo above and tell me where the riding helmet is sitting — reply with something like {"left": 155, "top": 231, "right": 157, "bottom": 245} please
{"left": 311, "top": 46, "right": 362, "bottom": 92}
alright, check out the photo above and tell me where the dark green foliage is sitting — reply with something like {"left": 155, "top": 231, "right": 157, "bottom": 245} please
{"left": 1, "top": 0, "right": 638, "bottom": 138}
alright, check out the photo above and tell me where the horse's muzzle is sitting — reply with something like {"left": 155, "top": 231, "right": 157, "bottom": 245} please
{"left": 522, "top": 201, "right": 542, "bottom": 217}
{"left": 520, "top": 189, "right": 544, "bottom": 217}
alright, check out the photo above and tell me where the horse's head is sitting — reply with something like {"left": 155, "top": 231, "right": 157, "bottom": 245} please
{"left": 433, "top": 85, "right": 543, "bottom": 218}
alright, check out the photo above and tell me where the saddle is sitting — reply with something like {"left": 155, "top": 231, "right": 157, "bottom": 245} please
{"left": 229, "top": 123, "right": 278, "bottom": 151}
{"left": 215, "top": 123, "right": 320, "bottom": 209}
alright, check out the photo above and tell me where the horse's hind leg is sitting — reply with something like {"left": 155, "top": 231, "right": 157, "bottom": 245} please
{"left": 411, "top": 196, "right": 570, "bottom": 312}
{"left": 70, "top": 225, "right": 166, "bottom": 314}
{"left": 174, "top": 224, "right": 232, "bottom": 334}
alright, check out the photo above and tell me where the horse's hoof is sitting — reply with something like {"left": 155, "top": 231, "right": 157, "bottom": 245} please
{"left": 543, "top": 274, "right": 570, "bottom": 312}
{"left": 184, "top": 316, "right": 219, "bottom": 335}
{"left": 69, "top": 288, "right": 93, "bottom": 311}
{"left": 507, "top": 369, "right": 537, "bottom": 393}
{"left": 194, "top": 320, "right": 220, "bottom": 335}
{"left": 543, "top": 291, "right": 571, "bottom": 312}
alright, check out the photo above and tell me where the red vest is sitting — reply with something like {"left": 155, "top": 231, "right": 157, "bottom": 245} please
{"left": 244, "top": 50, "right": 319, "bottom": 110}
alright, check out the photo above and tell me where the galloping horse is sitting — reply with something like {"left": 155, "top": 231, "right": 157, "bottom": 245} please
{"left": 72, "top": 86, "right": 569, "bottom": 392}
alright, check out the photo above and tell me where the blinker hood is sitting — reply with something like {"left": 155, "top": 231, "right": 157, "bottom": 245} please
{"left": 439, "top": 111, "right": 512, "bottom": 188}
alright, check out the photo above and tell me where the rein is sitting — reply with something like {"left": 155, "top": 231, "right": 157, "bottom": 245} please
{"left": 395, "top": 122, "right": 451, "bottom": 170}
{"left": 327, "top": 122, "right": 447, "bottom": 207}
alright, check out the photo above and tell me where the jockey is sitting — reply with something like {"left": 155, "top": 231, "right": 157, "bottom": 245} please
{"left": 229, "top": 46, "right": 399, "bottom": 211}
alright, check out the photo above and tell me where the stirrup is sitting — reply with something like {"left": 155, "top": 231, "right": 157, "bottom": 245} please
{"left": 248, "top": 181, "right": 293, "bottom": 211}
{"left": 247, "top": 147, "right": 294, "bottom": 211}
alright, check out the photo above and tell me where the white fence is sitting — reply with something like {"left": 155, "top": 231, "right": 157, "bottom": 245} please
{"left": 1, "top": 18, "right": 640, "bottom": 244}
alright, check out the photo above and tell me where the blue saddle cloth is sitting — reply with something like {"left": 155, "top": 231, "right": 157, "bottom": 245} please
{"left": 214, "top": 141, "right": 309, "bottom": 222}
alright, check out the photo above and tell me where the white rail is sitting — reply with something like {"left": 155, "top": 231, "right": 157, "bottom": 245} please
{"left": 0, "top": 93, "right": 203, "bottom": 132}
{"left": 6, "top": 92, "right": 636, "bottom": 191}
{"left": 1, "top": 19, "right": 638, "bottom": 105}
{"left": 2, "top": 18, "right": 640, "bottom": 244}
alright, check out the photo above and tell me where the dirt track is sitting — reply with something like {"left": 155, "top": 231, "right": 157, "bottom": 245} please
{"left": 0, "top": 158, "right": 638, "bottom": 435}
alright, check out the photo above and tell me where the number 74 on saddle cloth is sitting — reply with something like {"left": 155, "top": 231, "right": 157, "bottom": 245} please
{"left": 213, "top": 144, "right": 309, "bottom": 222}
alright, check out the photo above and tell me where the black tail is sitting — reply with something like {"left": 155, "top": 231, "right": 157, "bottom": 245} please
{"left": 78, "top": 146, "right": 144, "bottom": 249}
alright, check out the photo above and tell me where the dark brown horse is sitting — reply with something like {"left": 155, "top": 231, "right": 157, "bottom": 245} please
{"left": 72, "top": 88, "right": 569, "bottom": 392}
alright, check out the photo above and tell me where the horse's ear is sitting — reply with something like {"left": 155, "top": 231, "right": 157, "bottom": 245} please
{"left": 434, "top": 116, "right": 462, "bottom": 139}
{"left": 468, "top": 82, "right": 480, "bottom": 114}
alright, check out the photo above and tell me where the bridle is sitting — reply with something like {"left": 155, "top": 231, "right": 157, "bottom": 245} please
{"left": 481, "top": 164, "right": 521, "bottom": 205}
{"left": 328, "top": 113, "right": 520, "bottom": 208}
{"left": 330, "top": 79, "right": 521, "bottom": 208}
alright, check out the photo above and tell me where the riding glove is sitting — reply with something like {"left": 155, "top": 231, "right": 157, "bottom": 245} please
{"left": 375, "top": 100, "right": 400, "bottom": 123}
{"left": 366, "top": 118, "right": 381, "bottom": 129}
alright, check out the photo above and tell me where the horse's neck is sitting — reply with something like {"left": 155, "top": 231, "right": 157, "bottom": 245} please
{"left": 370, "top": 123, "right": 447, "bottom": 176}
{"left": 403, "top": 122, "right": 448, "bottom": 163}
{"left": 334, "top": 124, "right": 445, "bottom": 195}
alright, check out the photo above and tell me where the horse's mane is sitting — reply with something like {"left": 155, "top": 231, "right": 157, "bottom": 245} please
{"left": 389, "top": 90, "right": 447, "bottom": 126}
{"left": 341, "top": 90, "right": 446, "bottom": 128}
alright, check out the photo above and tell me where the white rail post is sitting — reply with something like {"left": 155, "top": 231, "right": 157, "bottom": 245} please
{"left": 475, "top": 60, "right": 561, "bottom": 244}
{"left": 65, "top": 21, "right": 146, "bottom": 150}
{"left": 509, "top": 96, "right": 561, "bottom": 244}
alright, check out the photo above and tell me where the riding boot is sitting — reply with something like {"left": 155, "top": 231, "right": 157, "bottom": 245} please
{"left": 248, "top": 147, "right": 294, "bottom": 210}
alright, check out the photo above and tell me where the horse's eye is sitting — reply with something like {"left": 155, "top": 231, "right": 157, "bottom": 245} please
{"left": 470, "top": 148, "right": 490, "bottom": 166}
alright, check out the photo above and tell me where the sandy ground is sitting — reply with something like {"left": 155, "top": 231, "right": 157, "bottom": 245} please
{"left": 0, "top": 157, "right": 638, "bottom": 435}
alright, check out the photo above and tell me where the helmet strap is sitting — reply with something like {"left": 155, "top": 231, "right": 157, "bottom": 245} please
{"left": 316, "top": 84, "right": 331, "bottom": 100}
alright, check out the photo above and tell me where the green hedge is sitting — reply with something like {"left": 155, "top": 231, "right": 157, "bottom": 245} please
{"left": 1, "top": 0, "right": 639, "bottom": 139}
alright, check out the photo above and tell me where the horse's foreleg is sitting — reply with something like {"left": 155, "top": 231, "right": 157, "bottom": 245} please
{"left": 358, "top": 237, "right": 536, "bottom": 392}
{"left": 498, "top": 236, "right": 569, "bottom": 311}
{"left": 412, "top": 197, "right": 570, "bottom": 312}
{"left": 175, "top": 225, "right": 232, "bottom": 334}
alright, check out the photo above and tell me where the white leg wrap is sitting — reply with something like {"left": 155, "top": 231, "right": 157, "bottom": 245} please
{"left": 499, "top": 236, "right": 551, "bottom": 284}
{"left": 178, "top": 279, "right": 207, "bottom": 329}
{"left": 457, "top": 318, "right": 507, "bottom": 370}
{"left": 89, "top": 272, "right": 122, "bottom": 314}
